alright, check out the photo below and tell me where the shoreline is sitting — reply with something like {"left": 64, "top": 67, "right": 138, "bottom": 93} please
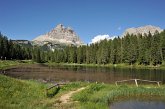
{"left": 0, "top": 60, "right": 35, "bottom": 70}
{"left": 1, "top": 60, "right": 165, "bottom": 70}
{"left": 0, "top": 74, "right": 165, "bottom": 109}
{"left": 46, "top": 62, "right": 165, "bottom": 70}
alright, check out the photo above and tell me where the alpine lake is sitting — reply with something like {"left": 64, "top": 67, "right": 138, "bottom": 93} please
{"left": 3, "top": 64, "right": 165, "bottom": 109}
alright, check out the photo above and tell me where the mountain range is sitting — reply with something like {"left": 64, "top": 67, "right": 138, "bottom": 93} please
{"left": 122, "top": 25, "right": 163, "bottom": 36}
{"left": 32, "top": 24, "right": 163, "bottom": 45}
{"left": 12, "top": 24, "right": 164, "bottom": 48}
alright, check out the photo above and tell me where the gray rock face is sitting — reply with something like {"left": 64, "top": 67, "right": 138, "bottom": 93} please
{"left": 122, "top": 25, "right": 163, "bottom": 36}
{"left": 11, "top": 40, "right": 30, "bottom": 44}
{"left": 32, "top": 24, "right": 83, "bottom": 46}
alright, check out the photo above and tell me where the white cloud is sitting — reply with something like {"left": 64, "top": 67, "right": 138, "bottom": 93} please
{"left": 90, "top": 34, "right": 117, "bottom": 44}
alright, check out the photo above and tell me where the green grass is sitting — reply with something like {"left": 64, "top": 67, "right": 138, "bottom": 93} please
{"left": 0, "top": 60, "right": 35, "bottom": 70}
{"left": 46, "top": 62, "right": 165, "bottom": 70}
{"left": 0, "top": 74, "right": 87, "bottom": 109}
{"left": 1, "top": 60, "right": 165, "bottom": 70}
{"left": 0, "top": 74, "right": 165, "bottom": 109}
{"left": 73, "top": 83, "right": 165, "bottom": 109}
{"left": 0, "top": 74, "right": 47, "bottom": 109}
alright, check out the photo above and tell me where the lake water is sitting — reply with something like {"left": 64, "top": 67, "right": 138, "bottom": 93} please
{"left": 3, "top": 64, "right": 165, "bottom": 84}
{"left": 110, "top": 100, "right": 165, "bottom": 109}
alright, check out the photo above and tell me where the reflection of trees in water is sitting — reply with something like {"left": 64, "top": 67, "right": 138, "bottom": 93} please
{"left": 5, "top": 64, "right": 165, "bottom": 84}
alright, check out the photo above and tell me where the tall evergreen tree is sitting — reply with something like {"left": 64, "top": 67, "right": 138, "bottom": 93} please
{"left": 160, "top": 30, "right": 165, "bottom": 61}
{"left": 77, "top": 46, "right": 83, "bottom": 64}
{"left": 151, "top": 31, "right": 162, "bottom": 65}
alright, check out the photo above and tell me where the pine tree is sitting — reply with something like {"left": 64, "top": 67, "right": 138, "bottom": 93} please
{"left": 151, "top": 31, "right": 162, "bottom": 65}
{"left": 122, "top": 33, "right": 131, "bottom": 63}
{"left": 68, "top": 46, "right": 77, "bottom": 63}
{"left": 82, "top": 45, "right": 86, "bottom": 63}
{"left": 86, "top": 45, "right": 90, "bottom": 64}
{"left": 89, "top": 44, "right": 97, "bottom": 64}
{"left": 160, "top": 30, "right": 165, "bottom": 61}
{"left": 100, "top": 39, "right": 109, "bottom": 64}
{"left": 128, "top": 35, "right": 138, "bottom": 65}
{"left": 77, "top": 46, "right": 83, "bottom": 64}
{"left": 110, "top": 38, "right": 117, "bottom": 64}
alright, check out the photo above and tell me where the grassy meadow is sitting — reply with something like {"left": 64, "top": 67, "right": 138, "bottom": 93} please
{"left": 0, "top": 74, "right": 47, "bottom": 109}
{"left": 0, "top": 74, "right": 87, "bottom": 109}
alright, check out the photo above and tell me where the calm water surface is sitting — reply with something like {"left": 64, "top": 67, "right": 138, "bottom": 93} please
{"left": 110, "top": 100, "right": 165, "bottom": 109}
{"left": 3, "top": 64, "right": 165, "bottom": 83}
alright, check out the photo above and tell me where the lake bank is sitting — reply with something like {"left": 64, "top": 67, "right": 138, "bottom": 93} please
{"left": 0, "top": 74, "right": 165, "bottom": 109}
{"left": 1, "top": 60, "right": 165, "bottom": 70}
{"left": 0, "top": 74, "right": 87, "bottom": 109}
{"left": 0, "top": 60, "right": 35, "bottom": 70}
{"left": 46, "top": 62, "right": 165, "bottom": 70}
{"left": 73, "top": 83, "right": 165, "bottom": 109}
{"left": 1, "top": 60, "right": 165, "bottom": 108}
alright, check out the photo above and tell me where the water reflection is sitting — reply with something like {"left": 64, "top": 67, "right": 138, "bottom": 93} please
{"left": 3, "top": 64, "right": 165, "bottom": 83}
{"left": 110, "top": 100, "right": 165, "bottom": 109}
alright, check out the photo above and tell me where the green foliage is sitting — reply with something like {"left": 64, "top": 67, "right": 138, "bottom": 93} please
{"left": 73, "top": 83, "right": 165, "bottom": 109}
{"left": 46, "top": 87, "right": 60, "bottom": 98}
{"left": 0, "top": 33, "right": 32, "bottom": 60}
{"left": 43, "top": 30, "right": 165, "bottom": 66}
{"left": 160, "top": 30, "right": 165, "bottom": 61}
{"left": 0, "top": 75, "right": 165, "bottom": 109}
{"left": 0, "top": 60, "right": 34, "bottom": 70}
{"left": 1, "top": 30, "right": 165, "bottom": 66}
{"left": 32, "top": 47, "right": 43, "bottom": 63}
{"left": 0, "top": 75, "right": 47, "bottom": 109}
{"left": 151, "top": 31, "right": 162, "bottom": 65}
{"left": 73, "top": 83, "right": 105, "bottom": 103}
{"left": 60, "top": 82, "right": 87, "bottom": 92}
{"left": 0, "top": 75, "right": 88, "bottom": 109}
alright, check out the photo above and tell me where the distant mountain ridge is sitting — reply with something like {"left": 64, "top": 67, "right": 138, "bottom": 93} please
{"left": 122, "top": 25, "right": 163, "bottom": 36}
{"left": 32, "top": 24, "right": 83, "bottom": 46}
{"left": 12, "top": 25, "right": 164, "bottom": 48}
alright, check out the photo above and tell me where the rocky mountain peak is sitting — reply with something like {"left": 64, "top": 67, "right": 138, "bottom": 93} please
{"left": 32, "top": 24, "right": 83, "bottom": 46}
{"left": 122, "top": 25, "right": 163, "bottom": 36}
{"left": 56, "top": 24, "right": 63, "bottom": 29}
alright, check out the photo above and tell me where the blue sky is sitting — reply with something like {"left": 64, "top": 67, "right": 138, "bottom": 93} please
{"left": 0, "top": 0, "right": 165, "bottom": 44}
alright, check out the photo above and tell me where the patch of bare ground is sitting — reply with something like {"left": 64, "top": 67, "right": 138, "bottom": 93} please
{"left": 54, "top": 87, "right": 86, "bottom": 109}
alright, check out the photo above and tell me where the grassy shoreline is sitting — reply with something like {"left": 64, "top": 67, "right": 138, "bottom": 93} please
{"left": 1, "top": 60, "right": 165, "bottom": 70}
{"left": 0, "top": 74, "right": 87, "bottom": 109}
{"left": 46, "top": 62, "right": 165, "bottom": 70}
{"left": 73, "top": 83, "right": 165, "bottom": 109}
{"left": 0, "top": 74, "right": 165, "bottom": 109}
{"left": 0, "top": 60, "right": 165, "bottom": 108}
{"left": 0, "top": 60, "right": 35, "bottom": 70}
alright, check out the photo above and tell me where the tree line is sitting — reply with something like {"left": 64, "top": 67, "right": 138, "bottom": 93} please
{"left": 43, "top": 30, "right": 165, "bottom": 66}
{"left": 0, "top": 33, "right": 46, "bottom": 62}
{"left": 0, "top": 30, "right": 165, "bottom": 66}
{"left": 0, "top": 33, "right": 32, "bottom": 60}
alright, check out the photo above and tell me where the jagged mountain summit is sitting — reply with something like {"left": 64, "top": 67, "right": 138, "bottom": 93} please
{"left": 122, "top": 25, "right": 163, "bottom": 36}
{"left": 32, "top": 24, "right": 83, "bottom": 46}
